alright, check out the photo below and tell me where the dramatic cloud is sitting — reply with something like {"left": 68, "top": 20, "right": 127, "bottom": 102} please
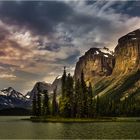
{"left": 0, "top": 1, "right": 140, "bottom": 93}
{"left": 0, "top": 1, "right": 73, "bottom": 35}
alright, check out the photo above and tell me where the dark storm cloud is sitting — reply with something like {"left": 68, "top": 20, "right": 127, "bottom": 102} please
{"left": 66, "top": 14, "right": 112, "bottom": 36}
{"left": 0, "top": 1, "right": 73, "bottom": 35}
{"left": 0, "top": 1, "right": 139, "bottom": 38}
{"left": 0, "top": 1, "right": 113, "bottom": 38}
{"left": 84, "top": 1, "right": 140, "bottom": 17}
{"left": 39, "top": 42, "right": 74, "bottom": 52}
{"left": 0, "top": 0, "right": 137, "bottom": 40}
{"left": 122, "top": 1, "right": 140, "bottom": 17}
{"left": 38, "top": 43, "right": 60, "bottom": 52}
{"left": 85, "top": 0, "right": 96, "bottom": 5}
{"left": 105, "top": 1, "right": 140, "bottom": 17}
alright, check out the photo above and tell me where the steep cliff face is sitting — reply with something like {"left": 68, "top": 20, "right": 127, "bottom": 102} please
{"left": 26, "top": 76, "right": 62, "bottom": 100}
{"left": 26, "top": 82, "right": 52, "bottom": 100}
{"left": 74, "top": 48, "right": 115, "bottom": 84}
{"left": 94, "top": 29, "right": 140, "bottom": 99}
{"left": 113, "top": 29, "right": 140, "bottom": 74}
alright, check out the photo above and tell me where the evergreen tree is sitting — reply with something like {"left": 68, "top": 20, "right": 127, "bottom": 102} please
{"left": 52, "top": 87, "right": 59, "bottom": 116}
{"left": 80, "top": 70, "right": 88, "bottom": 118}
{"left": 59, "top": 96, "right": 70, "bottom": 117}
{"left": 32, "top": 92, "right": 37, "bottom": 116}
{"left": 74, "top": 79, "right": 82, "bottom": 118}
{"left": 59, "top": 70, "right": 74, "bottom": 117}
{"left": 59, "top": 66, "right": 69, "bottom": 117}
{"left": 66, "top": 73, "right": 74, "bottom": 117}
{"left": 43, "top": 90, "right": 50, "bottom": 116}
{"left": 36, "top": 83, "right": 42, "bottom": 116}
{"left": 61, "top": 66, "right": 67, "bottom": 97}
{"left": 87, "top": 83, "right": 93, "bottom": 118}
{"left": 96, "top": 95, "right": 100, "bottom": 116}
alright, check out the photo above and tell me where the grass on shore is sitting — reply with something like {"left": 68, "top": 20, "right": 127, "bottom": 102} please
{"left": 25, "top": 116, "right": 140, "bottom": 123}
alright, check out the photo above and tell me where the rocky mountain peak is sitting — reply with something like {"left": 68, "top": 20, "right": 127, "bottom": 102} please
{"left": 2, "top": 87, "right": 14, "bottom": 92}
{"left": 74, "top": 47, "right": 115, "bottom": 84}
{"left": 26, "top": 76, "right": 62, "bottom": 100}
{"left": 0, "top": 87, "right": 30, "bottom": 110}
{"left": 85, "top": 48, "right": 101, "bottom": 55}
{"left": 0, "top": 87, "right": 25, "bottom": 99}
{"left": 118, "top": 29, "right": 140, "bottom": 45}
{"left": 25, "top": 82, "right": 51, "bottom": 99}
{"left": 113, "top": 29, "right": 140, "bottom": 75}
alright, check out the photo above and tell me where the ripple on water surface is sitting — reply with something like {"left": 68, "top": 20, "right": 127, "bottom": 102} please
{"left": 0, "top": 116, "right": 140, "bottom": 139}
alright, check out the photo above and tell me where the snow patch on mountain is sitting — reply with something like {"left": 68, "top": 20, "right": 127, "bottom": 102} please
{"left": 0, "top": 87, "right": 31, "bottom": 110}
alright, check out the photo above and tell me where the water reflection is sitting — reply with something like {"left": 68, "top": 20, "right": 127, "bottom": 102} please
{"left": 0, "top": 117, "right": 140, "bottom": 139}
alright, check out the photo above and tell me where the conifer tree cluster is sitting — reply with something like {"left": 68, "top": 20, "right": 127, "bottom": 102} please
{"left": 59, "top": 68, "right": 100, "bottom": 118}
{"left": 32, "top": 68, "right": 140, "bottom": 118}
{"left": 32, "top": 68, "right": 94, "bottom": 118}
{"left": 32, "top": 83, "right": 58, "bottom": 116}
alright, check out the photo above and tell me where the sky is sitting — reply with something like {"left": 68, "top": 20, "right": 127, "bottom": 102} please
{"left": 0, "top": 0, "right": 140, "bottom": 94}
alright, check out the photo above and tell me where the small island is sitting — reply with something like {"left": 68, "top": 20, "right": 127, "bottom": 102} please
{"left": 29, "top": 116, "right": 140, "bottom": 123}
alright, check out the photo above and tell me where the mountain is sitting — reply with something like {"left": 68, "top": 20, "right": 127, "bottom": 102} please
{"left": 74, "top": 29, "right": 140, "bottom": 101}
{"left": 0, "top": 87, "right": 30, "bottom": 110}
{"left": 113, "top": 29, "right": 140, "bottom": 74}
{"left": 51, "top": 76, "right": 62, "bottom": 94}
{"left": 1, "top": 29, "right": 140, "bottom": 113}
{"left": 0, "top": 75, "right": 62, "bottom": 111}
{"left": 0, "top": 87, "right": 25, "bottom": 99}
{"left": 95, "top": 29, "right": 140, "bottom": 100}
{"left": 74, "top": 48, "right": 115, "bottom": 85}
{"left": 25, "top": 82, "right": 52, "bottom": 100}
{"left": 26, "top": 76, "right": 62, "bottom": 100}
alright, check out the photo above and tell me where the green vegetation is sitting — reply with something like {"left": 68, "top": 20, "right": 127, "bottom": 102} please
{"left": 106, "top": 70, "right": 140, "bottom": 99}
{"left": 29, "top": 116, "right": 140, "bottom": 123}
{"left": 52, "top": 87, "right": 59, "bottom": 116}
{"left": 31, "top": 68, "right": 140, "bottom": 121}
{"left": 30, "top": 116, "right": 115, "bottom": 123}
{"left": 94, "top": 77, "right": 114, "bottom": 95}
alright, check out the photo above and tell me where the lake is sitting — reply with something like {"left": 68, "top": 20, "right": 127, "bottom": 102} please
{"left": 0, "top": 116, "right": 140, "bottom": 139}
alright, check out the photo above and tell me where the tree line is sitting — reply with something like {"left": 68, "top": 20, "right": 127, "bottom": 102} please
{"left": 32, "top": 67, "right": 95, "bottom": 118}
{"left": 32, "top": 67, "right": 140, "bottom": 117}
{"left": 32, "top": 84, "right": 58, "bottom": 117}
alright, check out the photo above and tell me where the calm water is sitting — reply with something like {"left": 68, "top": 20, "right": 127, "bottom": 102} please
{"left": 0, "top": 116, "right": 140, "bottom": 139}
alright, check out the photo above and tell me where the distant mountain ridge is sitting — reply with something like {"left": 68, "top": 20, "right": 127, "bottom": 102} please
{"left": 0, "top": 75, "right": 62, "bottom": 110}
{"left": 0, "top": 87, "right": 30, "bottom": 110}
{"left": 25, "top": 76, "right": 62, "bottom": 100}
{"left": 0, "top": 87, "right": 26, "bottom": 99}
